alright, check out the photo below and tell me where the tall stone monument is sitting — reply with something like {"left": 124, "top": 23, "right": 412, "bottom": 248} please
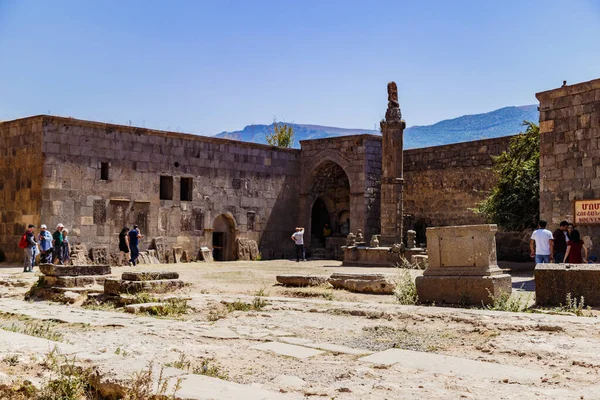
{"left": 379, "top": 82, "right": 405, "bottom": 246}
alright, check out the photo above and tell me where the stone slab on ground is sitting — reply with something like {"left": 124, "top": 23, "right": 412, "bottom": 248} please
{"left": 52, "top": 285, "right": 105, "bottom": 294}
{"left": 121, "top": 271, "right": 180, "bottom": 281}
{"left": 42, "top": 275, "right": 109, "bottom": 288}
{"left": 535, "top": 263, "right": 600, "bottom": 306}
{"left": 415, "top": 274, "right": 512, "bottom": 305}
{"left": 280, "top": 337, "right": 371, "bottom": 355}
{"left": 173, "top": 373, "right": 302, "bottom": 400}
{"left": 39, "top": 264, "right": 111, "bottom": 277}
{"left": 251, "top": 342, "right": 325, "bottom": 359}
{"left": 328, "top": 273, "right": 396, "bottom": 294}
{"left": 359, "top": 348, "right": 545, "bottom": 382}
{"left": 104, "top": 278, "right": 185, "bottom": 295}
{"left": 276, "top": 275, "right": 329, "bottom": 287}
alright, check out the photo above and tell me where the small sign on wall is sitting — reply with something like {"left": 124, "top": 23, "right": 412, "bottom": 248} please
{"left": 574, "top": 199, "right": 600, "bottom": 224}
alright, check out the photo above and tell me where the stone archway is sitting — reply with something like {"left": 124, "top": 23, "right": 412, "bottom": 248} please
{"left": 306, "top": 161, "right": 350, "bottom": 248}
{"left": 213, "top": 214, "right": 236, "bottom": 261}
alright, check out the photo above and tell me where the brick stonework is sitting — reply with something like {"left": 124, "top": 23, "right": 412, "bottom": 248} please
{"left": 403, "top": 137, "right": 512, "bottom": 242}
{"left": 536, "top": 78, "right": 600, "bottom": 240}
{"left": 0, "top": 114, "right": 519, "bottom": 261}
{"left": 0, "top": 117, "right": 44, "bottom": 261}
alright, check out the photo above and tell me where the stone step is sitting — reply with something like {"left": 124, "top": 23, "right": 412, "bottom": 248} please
{"left": 121, "top": 271, "right": 179, "bottom": 281}
{"left": 42, "top": 275, "right": 109, "bottom": 288}
{"left": 52, "top": 286, "right": 104, "bottom": 294}
{"left": 104, "top": 278, "right": 185, "bottom": 296}
{"left": 40, "top": 264, "right": 111, "bottom": 277}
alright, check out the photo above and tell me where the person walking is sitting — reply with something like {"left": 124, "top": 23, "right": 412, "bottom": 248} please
{"left": 291, "top": 227, "right": 306, "bottom": 262}
{"left": 553, "top": 220, "right": 569, "bottom": 264}
{"left": 530, "top": 220, "right": 554, "bottom": 263}
{"left": 61, "top": 229, "right": 71, "bottom": 265}
{"left": 52, "top": 223, "right": 64, "bottom": 265}
{"left": 128, "top": 225, "right": 143, "bottom": 266}
{"left": 564, "top": 229, "right": 588, "bottom": 264}
{"left": 20, "top": 224, "right": 38, "bottom": 272}
{"left": 38, "top": 224, "right": 53, "bottom": 264}
{"left": 118, "top": 227, "right": 130, "bottom": 266}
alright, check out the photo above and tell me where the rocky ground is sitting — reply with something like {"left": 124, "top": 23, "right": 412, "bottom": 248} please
{"left": 0, "top": 260, "right": 599, "bottom": 399}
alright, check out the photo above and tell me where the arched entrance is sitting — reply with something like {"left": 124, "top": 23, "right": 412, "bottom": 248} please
{"left": 311, "top": 198, "right": 331, "bottom": 247}
{"left": 308, "top": 161, "right": 350, "bottom": 250}
{"left": 213, "top": 214, "right": 236, "bottom": 261}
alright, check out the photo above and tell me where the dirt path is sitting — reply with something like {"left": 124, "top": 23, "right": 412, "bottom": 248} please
{"left": 0, "top": 260, "right": 598, "bottom": 399}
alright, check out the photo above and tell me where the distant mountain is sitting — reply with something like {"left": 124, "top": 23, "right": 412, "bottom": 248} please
{"left": 215, "top": 105, "right": 539, "bottom": 149}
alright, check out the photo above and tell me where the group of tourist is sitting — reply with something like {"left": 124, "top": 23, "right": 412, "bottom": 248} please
{"left": 19, "top": 223, "right": 71, "bottom": 272}
{"left": 530, "top": 220, "right": 593, "bottom": 264}
{"left": 19, "top": 223, "right": 143, "bottom": 273}
{"left": 118, "top": 225, "right": 143, "bottom": 266}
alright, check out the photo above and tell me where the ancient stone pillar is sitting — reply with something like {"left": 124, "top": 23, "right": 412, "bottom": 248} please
{"left": 379, "top": 82, "right": 405, "bottom": 246}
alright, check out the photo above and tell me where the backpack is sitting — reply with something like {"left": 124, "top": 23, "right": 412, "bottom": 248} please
{"left": 18, "top": 233, "right": 29, "bottom": 249}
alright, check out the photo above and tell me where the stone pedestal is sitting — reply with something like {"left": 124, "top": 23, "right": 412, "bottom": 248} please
{"left": 415, "top": 224, "right": 511, "bottom": 305}
{"left": 535, "top": 263, "right": 600, "bottom": 306}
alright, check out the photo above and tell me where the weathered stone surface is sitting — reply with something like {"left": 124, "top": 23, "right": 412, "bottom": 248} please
{"left": 359, "top": 348, "right": 544, "bottom": 382}
{"left": 62, "top": 291, "right": 82, "bottom": 304}
{"left": 42, "top": 275, "right": 109, "bottom": 288}
{"left": 251, "top": 342, "right": 324, "bottom": 359}
{"left": 122, "top": 271, "right": 180, "bottom": 281}
{"left": 416, "top": 224, "right": 510, "bottom": 305}
{"left": 40, "top": 264, "right": 111, "bottom": 277}
{"left": 416, "top": 274, "right": 512, "bottom": 305}
{"left": 276, "top": 275, "right": 329, "bottom": 287}
{"left": 328, "top": 273, "right": 396, "bottom": 294}
{"left": 236, "top": 238, "right": 259, "bottom": 261}
{"left": 172, "top": 247, "right": 183, "bottom": 263}
{"left": 104, "top": 278, "right": 185, "bottom": 296}
{"left": 535, "top": 263, "right": 600, "bottom": 306}
{"left": 198, "top": 247, "right": 213, "bottom": 262}
{"left": 90, "top": 247, "right": 109, "bottom": 265}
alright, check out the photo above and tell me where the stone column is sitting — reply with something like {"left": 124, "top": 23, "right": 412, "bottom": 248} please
{"left": 379, "top": 82, "right": 405, "bottom": 246}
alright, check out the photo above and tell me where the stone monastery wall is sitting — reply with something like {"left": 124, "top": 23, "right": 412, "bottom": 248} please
{"left": 0, "top": 115, "right": 518, "bottom": 262}
{"left": 0, "top": 117, "right": 45, "bottom": 262}
{"left": 403, "top": 136, "right": 513, "bottom": 242}
{"left": 537, "top": 78, "right": 600, "bottom": 243}
{"left": 1, "top": 116, "right": 301, "bottom": 261}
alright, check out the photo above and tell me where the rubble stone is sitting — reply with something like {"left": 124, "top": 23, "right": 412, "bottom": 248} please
{"left": 328, "top": 273, "right": 396, "bottom": 294}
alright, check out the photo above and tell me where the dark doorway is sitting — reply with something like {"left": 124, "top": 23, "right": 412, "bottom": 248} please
{"left": 213, "top": 232, "right": 225, "bottom": 261}
{"left": 311, "top": 198, "right": 331, "bottom": 248}
{"left": 213, "top": 214, "right": 236, "bottom": 261}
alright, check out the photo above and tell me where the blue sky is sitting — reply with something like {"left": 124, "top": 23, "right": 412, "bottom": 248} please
{"left": 1, "top": 0, "right": 599, "bottom": 135}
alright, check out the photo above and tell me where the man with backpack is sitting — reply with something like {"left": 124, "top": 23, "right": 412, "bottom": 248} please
{"left": 19, "top": 224, "right": 38, "bottom": 272}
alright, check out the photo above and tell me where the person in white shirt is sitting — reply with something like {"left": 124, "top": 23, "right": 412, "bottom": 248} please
{"left": 291, "top": 227, "right": 306, "bottom": 262}
{"left": 530, "top": 219, "right": 554, "bottom": 263}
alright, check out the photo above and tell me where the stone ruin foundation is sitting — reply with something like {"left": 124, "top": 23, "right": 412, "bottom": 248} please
{"left": 415, "top": 224, "right": 511, "bottom": 305}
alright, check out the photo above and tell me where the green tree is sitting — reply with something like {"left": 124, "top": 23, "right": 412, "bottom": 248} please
{"left": 476, "top": 121, "right": 540, "bottom": 231}
{"left": 266, "top": 122, "right": 294, "bottom": 148}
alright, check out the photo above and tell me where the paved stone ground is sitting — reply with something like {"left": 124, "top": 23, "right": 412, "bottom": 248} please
{"left": 1, "top": 260, "right": 599, "bottom": 399}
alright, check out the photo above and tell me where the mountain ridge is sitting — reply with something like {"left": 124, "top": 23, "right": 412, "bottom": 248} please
{"left": 215, "top": 105, "right": 539, "bottom": 149}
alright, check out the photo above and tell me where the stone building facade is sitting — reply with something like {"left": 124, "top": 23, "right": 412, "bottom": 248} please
{"left": 537, "top": 78, "right": 600, "bottom": 241}
{"left": 0, "top": 116, "right": 300, "bottom": 262}
{"left": 1, "top": 113, "right": 516, "bottom": 263}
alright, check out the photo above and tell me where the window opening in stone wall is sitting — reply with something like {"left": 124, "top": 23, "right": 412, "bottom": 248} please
{"left": 194, "top": 209, "right": 204, "bottom": 231}
{"left": 100, "top": 162, "right": 109, "bottom": 180}
{"left": 247, "top": 212, "right": 256, "bottom": 231}
{"left": 160, "top": 176, "right": 173, "bottom": 200}
{"left": 180, "top": 177, "right": 193, "bottom": 201}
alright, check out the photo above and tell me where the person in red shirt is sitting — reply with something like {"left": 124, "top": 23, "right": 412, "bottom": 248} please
{"left": 563, "top": 229, "right": 588, "bottom": 264}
